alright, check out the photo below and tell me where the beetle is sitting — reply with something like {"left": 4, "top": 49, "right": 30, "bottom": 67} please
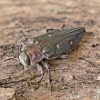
{"left": 18, "top": 27, "right": 86, "bottom": 91}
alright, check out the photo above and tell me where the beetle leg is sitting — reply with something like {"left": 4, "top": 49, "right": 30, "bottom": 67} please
{"left": 68, "top": 56, "right": 95, "bottom": 67}
{"left": 37, "top": 62, "right": 44, "bottom": 75}
{"left": 46, "top": 29, "right": 58, "bottom": 32}
{"left": 59, "top": 55, "right": 95, "bottom": 67}
{"left": 46, "top": 29, "right": 55, "bottom": 32}
{"left": 46, "top": 24, "right": 65, "bottom": 32}
{"left": 41, "top": 61, "right": 52, "bottom": 92}
{"left": 79, "top": 57, "right": 95, "bottom": 67}
{"left": 35, "top": 62, "right": 44, "bottom": 89}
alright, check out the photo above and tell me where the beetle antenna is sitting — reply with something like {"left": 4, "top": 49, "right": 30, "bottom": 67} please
{"left": 19, "top": 31, "right": 33, "bottom": 44}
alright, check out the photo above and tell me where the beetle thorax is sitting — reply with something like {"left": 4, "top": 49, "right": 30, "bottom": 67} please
{"left": 19, "top": 44, "right": 43, "bottom": 66}
{"left": 26, "top": 44, "right": 43, "bottom": 64}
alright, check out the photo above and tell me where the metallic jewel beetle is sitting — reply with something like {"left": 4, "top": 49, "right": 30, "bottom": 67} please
{"left": 19, "top": 27, "right": 86, "bottom": 91}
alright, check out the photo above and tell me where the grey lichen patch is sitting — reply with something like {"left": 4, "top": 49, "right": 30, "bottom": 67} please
{"left": 56, "top": 44, "right": 60, "bottom": 49}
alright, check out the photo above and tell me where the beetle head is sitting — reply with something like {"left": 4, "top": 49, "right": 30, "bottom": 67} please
{"left": 19, "top": 43, "right": 43, "bottom": 67}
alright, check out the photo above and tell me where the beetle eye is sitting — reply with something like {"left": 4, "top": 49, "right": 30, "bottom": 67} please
{"left": 19, "top": 52, "right": 30, "bottom": 67}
